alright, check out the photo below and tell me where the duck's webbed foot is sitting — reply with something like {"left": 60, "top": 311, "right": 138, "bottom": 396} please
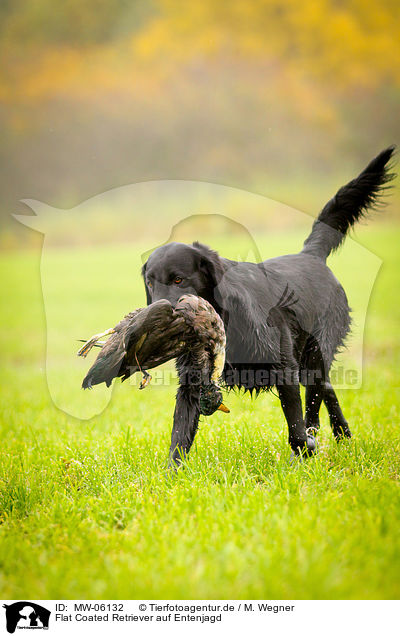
{"left": 139, "top": 371, "right": 152, "bottom": 390}
{"left": 77, "top": 327, "right": 115, "bottom": 357}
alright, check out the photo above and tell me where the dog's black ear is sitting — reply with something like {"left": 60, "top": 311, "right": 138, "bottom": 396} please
{"left": 192, "top": 242, "right": 225, "bottom": 314}
{"left": 141, "top": 262, "right": 152, "bottom": 305}
{"left": 193, "top": 242, "right": 224, "bottom": 288}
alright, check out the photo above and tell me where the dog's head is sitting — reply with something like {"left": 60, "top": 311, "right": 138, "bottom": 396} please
{"left": 142, "top": 241, "right": 224, "bottom": 309}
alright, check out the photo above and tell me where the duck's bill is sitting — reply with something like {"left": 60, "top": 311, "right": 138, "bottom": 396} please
{"left": 217, "top": 403, "right": 230, "bottom": 413}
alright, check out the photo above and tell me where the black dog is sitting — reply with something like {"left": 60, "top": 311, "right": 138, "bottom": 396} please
{"left": 142, "top": 147, "right": 395, "bottom": 463}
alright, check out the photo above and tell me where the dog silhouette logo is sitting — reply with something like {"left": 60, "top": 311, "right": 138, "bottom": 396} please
{"left": 3, "top": 602, "right": 50, "bottom": 633}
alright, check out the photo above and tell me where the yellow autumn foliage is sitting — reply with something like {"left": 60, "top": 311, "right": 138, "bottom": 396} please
{"left": 1, "top": 0, "right": 399, "bottom": 106}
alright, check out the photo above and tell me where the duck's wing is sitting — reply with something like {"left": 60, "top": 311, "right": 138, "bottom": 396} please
{"left": 121, "top": 301, "right": 187, "bottom": 380}
{"left": 82, "top": 300, "right": 187, "bottom": 388}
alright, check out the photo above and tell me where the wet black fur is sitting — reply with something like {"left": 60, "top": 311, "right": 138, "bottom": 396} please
{"left": 142, "top": 147, "right": 396, "bottom": 463}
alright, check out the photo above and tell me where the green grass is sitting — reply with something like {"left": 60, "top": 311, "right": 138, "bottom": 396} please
{"left": 0, "top": 223, "right": 399, "bottom": 599}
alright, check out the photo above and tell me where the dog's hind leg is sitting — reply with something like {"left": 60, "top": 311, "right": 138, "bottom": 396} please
{"left": 323, "top": 382, "right": 352, "bottom": 439}
{"left": 302, "top": 337, "right": 326, "bottom": 436}
{"left": 304, "top": 382, "right": 324, "bottom": 435}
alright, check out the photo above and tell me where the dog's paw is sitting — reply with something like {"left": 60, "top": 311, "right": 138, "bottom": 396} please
{"left": 333, "top": 422, "right": 352, "bottom": 440}
{"left": 305, "top": 434, "right": 317, "bottom": 454}
{"left": 290, "top": 435, "right": 317, "bottom": 461}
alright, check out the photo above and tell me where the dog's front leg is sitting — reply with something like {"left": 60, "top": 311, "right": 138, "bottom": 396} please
{"left": 277, "top": 382, "right": 316, "bottom": 457}
{"left": 168, "top": 385, "right": 201, "bottom": 468}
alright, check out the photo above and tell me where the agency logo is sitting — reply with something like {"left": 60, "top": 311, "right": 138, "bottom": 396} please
{"left": 3, "top": 603, "right": 50, "bottom": 634}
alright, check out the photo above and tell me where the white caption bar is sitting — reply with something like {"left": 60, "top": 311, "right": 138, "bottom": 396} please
{"left": 1, "top": 600, "right": 398, "bottom": 636}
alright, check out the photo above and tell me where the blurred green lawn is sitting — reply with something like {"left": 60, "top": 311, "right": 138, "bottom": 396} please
{"left": 0, "top": 222, "right": 399, "bottom": 599}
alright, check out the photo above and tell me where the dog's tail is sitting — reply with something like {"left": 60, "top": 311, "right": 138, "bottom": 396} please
{"left": 302, "top": 146, "right": 396, "bottom": 260}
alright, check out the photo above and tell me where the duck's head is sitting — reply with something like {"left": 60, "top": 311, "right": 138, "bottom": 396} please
{"left": 199, "top": 384, "right": 230, "bottom": 416}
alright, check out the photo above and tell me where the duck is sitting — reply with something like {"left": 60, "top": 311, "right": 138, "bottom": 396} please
{"left": 77, "top": 294, "right": 229, "bottom": 416}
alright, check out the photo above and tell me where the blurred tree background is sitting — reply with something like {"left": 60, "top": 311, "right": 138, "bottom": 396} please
{"left": 0, "top": 0, "right": 399, "bottom": 245}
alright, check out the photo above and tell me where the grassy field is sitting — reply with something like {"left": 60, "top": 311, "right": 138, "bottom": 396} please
{"left": 0, "top": 222, "right": 399, "bottom": 599}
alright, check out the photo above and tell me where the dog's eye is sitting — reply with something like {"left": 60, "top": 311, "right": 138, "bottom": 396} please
{"left": 147, "top": 280, "right": 153, "bottom": 288}
{"left": 174, "top": 277, "right": 183, "bottom": 284}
